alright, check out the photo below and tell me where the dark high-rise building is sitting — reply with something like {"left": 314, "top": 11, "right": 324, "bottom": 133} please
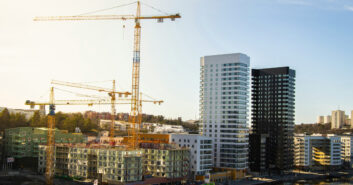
{"left": 249, "top": 67, "right": 296, "bottom": 174}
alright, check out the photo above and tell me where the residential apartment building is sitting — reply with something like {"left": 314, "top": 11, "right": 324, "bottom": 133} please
{"left": 170, "top": 134, "right": 213, "bottom": 177}
{"left": 340, "top": 135, "right": 353, "bottom": 167}
{"left": 324, "top": 116, "right": 332, "bottom": 124}
{"left": 294, "top": 134, "right": 342, "bottom": 170}
{"left": 139, "top": 143, "right": 190, "bottom": 180}
{"left": 97, "top": 147, "right": 143, "bottom": 182}
{"left": 331, "top": 110, "right": 346, "bottom": 129}
{"left": 317, "top": 116, "right": 324, "bottom": 124}
{"left": 99, "top": 120, "right": 131, "bottom": 131}
{"left": 250, "top": 67, "right": 296, "bottom": 173}
{"left": 5, "top": 127, "right": 85, "bottom": 158}
{"left": 317, "top": 115, "right": 332, "bottom": 124}
{"left": 38, "top": 144, "right": 143, "bottom": 183}
{"left": 200, "top": 53, "right": 250, "bottom": 174}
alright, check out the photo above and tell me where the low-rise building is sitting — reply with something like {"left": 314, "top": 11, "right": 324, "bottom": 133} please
{"left": 139, "top": 142, "right": 190, "bottom": 179}
{"left": 121, "top": 133, "right": 170, "bottom": 145}
{"left": 170, "top": 134, "right": 213, "bottom": 177}
{"left": 99, "top": 120, "right": 131, "bottom": 131}
{"left": 97, "top": 147, "right": 143, "bottom": 183}
{"left": 340, "top": 135, "right": 353, "bottom": 167}
{"left": 99, "top": 136, "right": 124, "bottom": 145}
{"left": 153, "top": 124, "right": 185, "bottom": 133}
{"left": 294, "top": 134, "right": 342, "bottom": 170}
{"left": 38, "top": 144, "right": 71, "bottom": 176}
{"left": 5, "top": 127, "right": 85, "bottom": 158}
{"left": 38, "top": 144, "right": 143, "bottom": 183}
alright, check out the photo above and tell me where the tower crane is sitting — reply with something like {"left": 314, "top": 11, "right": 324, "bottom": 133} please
{"left": 46, "top": 87, "right": 55, "bottom": 185}
{"left": 52, "top": 79, "right": 130, "bottom": 145}
{"left": 26, "top": 87, "right": 162, "bottom": 185}
{"left": 50, "top": 80, "right": 163, "bottom": 144}
{"left": 34, "top": 1, "right": 181, "bottom": 150}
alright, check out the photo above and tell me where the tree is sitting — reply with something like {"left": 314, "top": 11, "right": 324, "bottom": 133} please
{"left": 9, "top": 113, "right": 28, "bottom": 127}
{"left": 0, "top": 108, "right": 10, "bottom": 131}
{"left": 30, "top": 111, "right": 41, "bottom": 127}
{"left": 55, "top": 112, "right": 69, "bottom": 130}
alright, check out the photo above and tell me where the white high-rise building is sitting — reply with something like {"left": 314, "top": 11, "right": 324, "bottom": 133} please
{"left": 331, "top": 110, "right": 345, "bottom": 129}
{"left": 324, "top": 115, "right": 332, "bottom": 124}
{"left": 200, "top": 53, "right": 250, "bottom": 171}
{"left": 317, "top": 116, "right": 324, "bottom": 124}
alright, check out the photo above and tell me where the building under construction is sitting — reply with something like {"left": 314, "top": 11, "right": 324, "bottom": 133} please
{"left": 5, "top": 127, "right": 85, "bottom": 158}
{"left": 140, "top": 143, "right": 189, "bottom": 179}
{"left": 39, "top": 144, "right": 144, "bottom": 183}
{"left": 38, "top": 141, "right": 189, "bottom": 184}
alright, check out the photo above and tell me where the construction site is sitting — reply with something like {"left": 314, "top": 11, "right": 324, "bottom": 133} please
{"left": 9, "top": 1, "right": 190, "bottom": 185}
{"left": 36, "top": 140, "right": 189, "bottom": 184}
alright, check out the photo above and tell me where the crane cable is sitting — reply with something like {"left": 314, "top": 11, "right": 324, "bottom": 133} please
{"left": 77, "top": 1, "right": 137, "bottom": 16}
{"left": 140, "top": 2, "right": 169, "bottom": 16}
{"left": 54, "top": 87, "right": 107, "bottom": 100}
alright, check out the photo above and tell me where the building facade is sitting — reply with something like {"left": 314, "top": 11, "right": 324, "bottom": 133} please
{"left": 340, "top": 135, "right": 353, "bottom": 167}
{"left": 294, "top": 134, "right": 342, "bottom": 170}
{"left": 317, "top": 116, "right": 324, "bottom": 124}
{"left": 248, "top": 133, "right": 269, "bottom": 174}
{"left": 170, "top": 134, "right": 213, "bottom": 177}
{"left": 324, "top": 116, "right": 332, "bottom": 124}
{"left": 139, "top": 143, "right": 190, "bottom": 179}
{"left": 200, "top": 53, "right": 250, "bottom": 173}
{"left": 5, "top": 127, "right": 85, "bottom": 158}
{"left": 38, "top": 144, "right": 143, "bottom": 183}
{"left": 331, "top": 110, "right": 346, "bottom": 129}
{"left": 250, "top": 67, "right": 296, "bottom": 173}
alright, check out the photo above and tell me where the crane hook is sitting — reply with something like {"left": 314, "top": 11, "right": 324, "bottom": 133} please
{"left": 123, "top": 25, "right": 125, "bottom": 40}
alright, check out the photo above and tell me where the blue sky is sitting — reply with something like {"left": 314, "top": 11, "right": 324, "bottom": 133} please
{"left": 0, "top": 0, "right": 353, "bottom": 123}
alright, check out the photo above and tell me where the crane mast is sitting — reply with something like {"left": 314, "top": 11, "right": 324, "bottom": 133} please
{"left": 110, "top": 80, "right": 116, "bottom": 145}
{"left": 46, "top": 87, "right": 55, "bottom": 185}
{"left": 130, "top": 1, "right": 141, "bottom": 149}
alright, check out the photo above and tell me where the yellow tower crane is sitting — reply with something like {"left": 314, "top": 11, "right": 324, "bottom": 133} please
{"left": 50, "top": 80, "right": 162, "bottom": 144}
{"left": 34, "top": 1, "right": 181, "bottom": 150}
{"left": 51, "top": 79, "right": 130, "bottom": 145}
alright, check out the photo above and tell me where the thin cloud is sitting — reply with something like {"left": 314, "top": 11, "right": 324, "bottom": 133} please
{"left": 278, "top": 0, "right": 353, "bottom": 12}
{"left": 344, "top": 5, "right": 353, "bottom": 11}
{"left": 277, "top": 0, "right": 313, "bottom": 6}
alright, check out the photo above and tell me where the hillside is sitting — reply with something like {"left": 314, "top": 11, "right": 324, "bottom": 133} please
{"left": 295, "top": 123, "right": 353, "bottom": 135}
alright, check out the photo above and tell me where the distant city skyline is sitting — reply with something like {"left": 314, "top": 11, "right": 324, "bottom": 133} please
{"left": 1, "top": 0, "right": 353, "bottom": 124}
